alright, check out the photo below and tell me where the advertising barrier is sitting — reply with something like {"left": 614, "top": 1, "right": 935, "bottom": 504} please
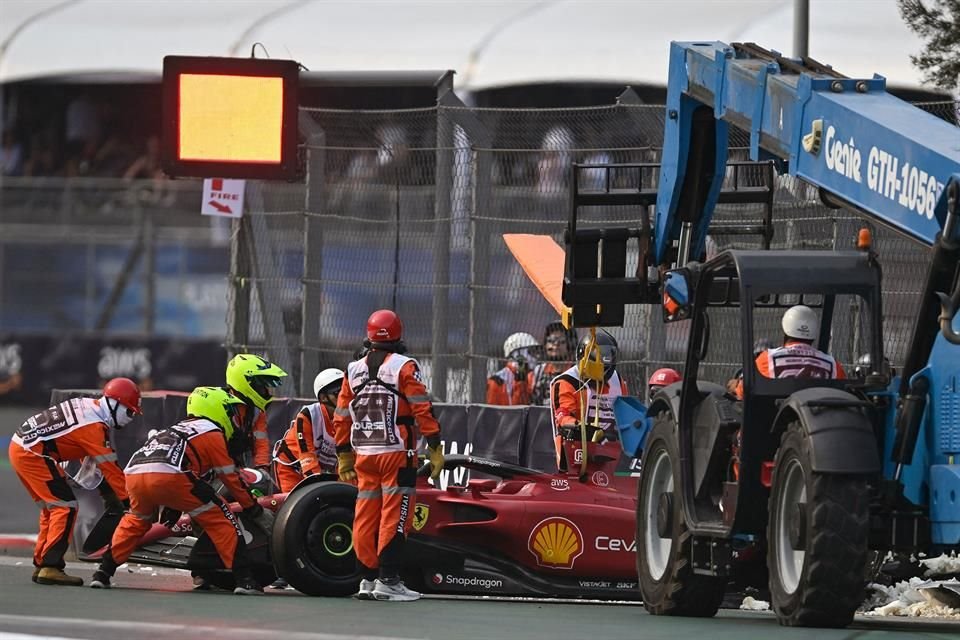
{"left": 0, "top": 334, "right": 227, "bottom": 406}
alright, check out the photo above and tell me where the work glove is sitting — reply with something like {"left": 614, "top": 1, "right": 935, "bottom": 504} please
{"left": 427, "top": 443, "right": 445, "bottom": 481}
{"left": 337, "top": 451, "right": 357, "bottom": 483}
{"left": 159, "top": 507, "right": 183, "bottom": 528}
{"left": 244, "top": 502, "right": 276, "bottom": 536}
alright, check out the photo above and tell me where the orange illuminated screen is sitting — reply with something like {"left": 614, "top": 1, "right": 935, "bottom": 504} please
{"left": 178, "top": 74, "right": 284, "bottom": 164}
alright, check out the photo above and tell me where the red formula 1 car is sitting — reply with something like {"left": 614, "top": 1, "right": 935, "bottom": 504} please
{"left": 83, "top": 438, "right": 641, "bottom": 598}
{"left": 271, "top": 437, "right": 641, "bottom": 600}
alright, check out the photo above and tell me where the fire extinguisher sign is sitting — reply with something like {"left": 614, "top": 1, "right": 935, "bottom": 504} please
{"left": 201, "top": 178, "right": 246, "bottom": 218}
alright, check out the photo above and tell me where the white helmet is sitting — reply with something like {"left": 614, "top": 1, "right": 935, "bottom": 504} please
{"left": 503, "top": 332, "right": 539, "bottom": 358}
{"left": 781, "top": 305, "right": 819, "bottom": 341}
{"left": 313, "top": 368, "right": 344, "bottom": 398}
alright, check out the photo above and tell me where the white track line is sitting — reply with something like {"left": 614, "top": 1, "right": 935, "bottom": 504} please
{"left": 0, "top": 615, "right": 415, "bottom": 640}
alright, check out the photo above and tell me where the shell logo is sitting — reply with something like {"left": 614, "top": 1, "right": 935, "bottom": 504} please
{"left": 527, "top": 517, "right": 584, "bottom": 569}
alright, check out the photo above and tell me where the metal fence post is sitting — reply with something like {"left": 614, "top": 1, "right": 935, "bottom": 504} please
{"left": 143, "top": 210, "right": 155, "bottom": 335}
{"left": 243, "top": 182, "right": 298, "bottom": 397}
{"left": 227, "top": 216, "right": 251, "bottom": 354}
{"left": 432, "top": 96, "right": 454, "bottom": 401}
{"left": 438, "top": 94, "right": 494, "bottom": 402}
{"left": 301, "top": 127, "right": 326, "bottom": 397}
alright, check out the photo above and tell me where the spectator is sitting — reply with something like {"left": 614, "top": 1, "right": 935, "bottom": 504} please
{"left": 22, "top": 132, "right": 60, "bottom": 177}
{"left": 123, "top": 135, "right": 163, "bottom": 181}
{"left": 1, "top": 129, "right": 24, "bottom": 176}
{"left": 123, "top": 135, "right": 174, "bottom": 205}
{"left": 536, "top": 125, "right": 573, "bottom": 195}
{"left": 64, "top": 91, "right": 101, "bottom": 163}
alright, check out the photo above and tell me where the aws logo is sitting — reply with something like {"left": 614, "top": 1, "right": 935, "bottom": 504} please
{"left": 528, "top": 517, "right": 583, "bottom": 570}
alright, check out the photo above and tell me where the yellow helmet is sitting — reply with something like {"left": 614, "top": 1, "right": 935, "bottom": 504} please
{"left": 186, "top": 386, "right": 245, "bottom": 440}
{"left": 225, "top": 354, "right": 287, "bottom": 411}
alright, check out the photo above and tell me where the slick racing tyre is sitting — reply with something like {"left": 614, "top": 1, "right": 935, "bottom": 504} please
{"left": 767, "top": 422, "right": 869, "bottom": 627}
{"left": 272, "top": 482, "right": 360, "bottom": 597}
{"left": 637, "top": 412, "right": 724, "bottom": 617}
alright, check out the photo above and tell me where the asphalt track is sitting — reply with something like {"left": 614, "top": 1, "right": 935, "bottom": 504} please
{"left": 0, "top": 558, "right": 957, "bottom": 640}
{"left": 2, "top": 404, "right": 958, "bottom": 638}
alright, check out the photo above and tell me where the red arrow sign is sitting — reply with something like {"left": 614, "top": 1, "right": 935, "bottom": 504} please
{"left": 208, "top": 200, "right": 233, "bottom": 214}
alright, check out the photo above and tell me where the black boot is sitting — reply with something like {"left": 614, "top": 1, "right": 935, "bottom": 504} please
{"left": 233, "top": 568, "right": 263, "bottom": 596}
{"left": 90, "top": 569, "right": 112, "bottom": 589}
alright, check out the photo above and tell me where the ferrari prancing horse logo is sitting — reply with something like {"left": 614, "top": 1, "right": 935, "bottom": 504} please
{"left": 413, "top": 503, "right": 430, "bottom": 531}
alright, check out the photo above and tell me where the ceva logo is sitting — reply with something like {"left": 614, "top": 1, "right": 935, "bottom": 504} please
{"left": 528, "top": 517, "right": 583, "bottom": 570}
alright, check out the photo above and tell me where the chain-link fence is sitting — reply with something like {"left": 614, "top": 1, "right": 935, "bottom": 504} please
{"left": 225, "top": 95, "right": 959, "bottom": 402}
{"left": 1, "top": 96, "right": 953, "bottom": 402}
{"left": 0, "top": 177, "right": 232, "bottom": 338}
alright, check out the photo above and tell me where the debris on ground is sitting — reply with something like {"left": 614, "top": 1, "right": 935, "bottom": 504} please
{"left": 861, "top": 576, "right": 960, "bottom": 619}
{"left": 739, "top": 596, "right": 770, "bottom": 611}
{"left": 921, "top": 552, "right": 960, "bottom": 577}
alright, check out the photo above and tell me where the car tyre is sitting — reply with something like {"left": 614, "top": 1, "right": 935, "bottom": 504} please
{"left": 272, "top": 482, "right": 360, "bottom": 597}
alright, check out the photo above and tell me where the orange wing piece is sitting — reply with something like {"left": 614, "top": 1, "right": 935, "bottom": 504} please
{"left": 503, "top": 234, "right": 568, "bottom": 316}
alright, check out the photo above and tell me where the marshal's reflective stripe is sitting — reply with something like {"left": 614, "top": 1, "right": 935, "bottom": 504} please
{"left": 383, "top": 486, "right": 416, "bottom": 496}
{"left": 212, "top": 464, "right": 236, "bottom": 474}
{"left": 45, "top": 499, "right": 79, "bottom": 509}
{"left": 188, "top": 503, "right": 216, "bottom": 517}
{"left": 253, "top": 432, "right": 267, "bottom": 440}
{"left": 90, "top": 453, "right": 117, "bottom": 463}
{"left": 407, "top": 394, "right": 430, "bottom": 403}
{"left": 334, "top": 407, "right": 351, "bottom": 417}
{"left": 357, "top": 489, "right": 382, "bottom": 500}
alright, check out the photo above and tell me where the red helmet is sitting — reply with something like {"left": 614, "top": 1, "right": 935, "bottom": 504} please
{"left": 366, "top": 309, "right": 403, "bottom": 343}
{"left": 102, "top": 377, "right": 142, "bottom": 415}
{"left": 648, "top": 368, "right": 682, "bottom": 388}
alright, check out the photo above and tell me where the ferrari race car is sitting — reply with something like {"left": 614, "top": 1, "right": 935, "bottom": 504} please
{"left": 83, "top": 437, "right": 643, "bottom": 599}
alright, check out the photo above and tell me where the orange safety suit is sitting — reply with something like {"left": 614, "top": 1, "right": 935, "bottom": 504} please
{"left": 9, "top": 398, "right": 129, "bottom": 570}
{"left": 233, "top": 402, "right": 271, "bottom": 468}
{"left": 486, "top": 363, "right": 535, "bottom": 406}
{"left": 550, "top": 365, "right": 628, "bottom": 469}
{"left": 102, "top": 418, "right": 256, "bottom": 572}
{"left": 333, "top": 349, "right": 440, "bottom": 580}
{"left": 734, "top": 340, "right": 846, "bottom": 399}
{"left": 273, "top": 402, "right": 337, "bottom": 492}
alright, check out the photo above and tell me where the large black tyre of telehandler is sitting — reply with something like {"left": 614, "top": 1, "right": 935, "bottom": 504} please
{"left": 637, "top": 412, "right": 725, "bottom": 617}
{"left": 767, "top": 422, "right": 870, "bottom": 627}
{"left": 272, "top": 482, "right": 361, "bottom": 597}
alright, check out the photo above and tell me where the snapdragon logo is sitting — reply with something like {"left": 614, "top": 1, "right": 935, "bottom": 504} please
{"left": 434, "top": 573, "right": 503, "bottom": 590}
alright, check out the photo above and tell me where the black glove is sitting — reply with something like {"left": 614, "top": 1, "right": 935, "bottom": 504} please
{"left": 243, "top": 502, "right": 275, "bottom": 536}
{"left": 159, "top": 507, "right": 182, "bottom": 527}
{"left": 560, "top": 425, "right": 581, "bottom": 440}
